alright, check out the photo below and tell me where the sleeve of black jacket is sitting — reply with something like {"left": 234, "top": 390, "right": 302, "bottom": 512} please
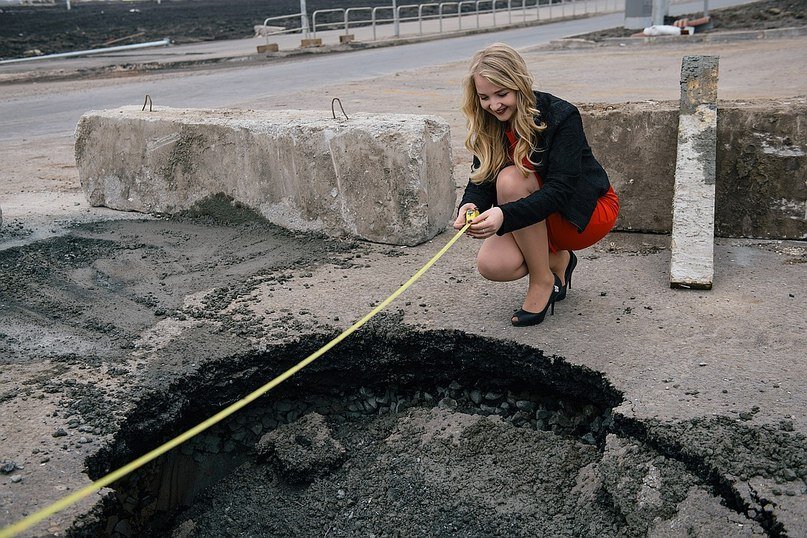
{"left": 496, "top": 110, "right": 584, "bottom": 235}
{"left": 457, "top": 155, "right": 496, "bottom": 214}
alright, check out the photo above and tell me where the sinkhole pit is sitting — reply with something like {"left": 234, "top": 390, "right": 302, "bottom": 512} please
{"left": 74, "top": 327, "right": 765, "bottom": 537}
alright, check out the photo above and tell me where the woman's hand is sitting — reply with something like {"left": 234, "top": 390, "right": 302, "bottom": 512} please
{"left": 467, "top": 207, "right": 503, "bottom": 239}
{"left": 453, "top": 203, "right": 478, "bottom": 230}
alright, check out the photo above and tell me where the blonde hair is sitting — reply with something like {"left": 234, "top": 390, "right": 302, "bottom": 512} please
{"left": 461, "top": 43, "right": 546, "bottom": 184}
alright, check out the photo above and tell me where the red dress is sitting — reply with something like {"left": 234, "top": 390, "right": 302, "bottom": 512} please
{"left": 505, "top": 129, "right": 619, "bottom": 252}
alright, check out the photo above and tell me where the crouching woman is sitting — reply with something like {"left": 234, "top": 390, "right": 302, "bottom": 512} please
{"left": 454, "top": 43, "right": 619, "bottom": 327}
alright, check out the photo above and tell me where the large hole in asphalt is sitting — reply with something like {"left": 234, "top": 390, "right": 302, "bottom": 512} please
{"left": 73, "top": 325, "right": 766, "bottom": 537}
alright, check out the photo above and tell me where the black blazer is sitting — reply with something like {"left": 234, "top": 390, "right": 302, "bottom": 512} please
{"left": 459, "top": 91, "right": 611, "bottom": 234}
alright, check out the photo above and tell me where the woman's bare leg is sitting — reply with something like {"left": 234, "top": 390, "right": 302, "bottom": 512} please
{"left": 479, "top": 219, "right": 569, "bottom": 286}
{"left": 476, "top": 166, "right": 555, "bottom": 316}
{"left": 509, "top": 219, "right": 555, "bottom": 315}
{"left": 477, "top": 233, "right": 527, "bottom": 282}
{"left": 549, "top": 249, "right": 571, "bottom": 286}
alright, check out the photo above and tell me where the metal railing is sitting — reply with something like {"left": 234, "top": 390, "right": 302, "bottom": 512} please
{"left": 261, "top": 12, "right": 310, "bottom": 47}
{"left": 307, "top": 0, "right": 625, "bottom": 41}
{"left": 371, "top": 6, "right": 396, "bottom": 40}
{"left": 312, "top": 5, "right": 403, "bottom": 38}
{"left": 346, "top": 7, "right": 375, "bottom": 34}
{"left": 312, "top": 8, "right": 345, "bottom": 37}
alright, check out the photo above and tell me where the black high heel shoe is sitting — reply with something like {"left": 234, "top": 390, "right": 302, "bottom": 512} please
{"left": 555, "top": 251, "right": 577, "bottom": 302}
{"left": 511, "top": 275, "right": 561, "bottom": 327}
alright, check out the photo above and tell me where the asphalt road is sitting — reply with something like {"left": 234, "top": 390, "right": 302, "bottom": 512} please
{"left": 0, "top": 15, "right": 625, "bottom": 142}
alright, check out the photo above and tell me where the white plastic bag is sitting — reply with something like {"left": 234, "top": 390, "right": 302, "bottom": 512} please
{"left": 642, "top": 25, "right": 682, "bottom": 36}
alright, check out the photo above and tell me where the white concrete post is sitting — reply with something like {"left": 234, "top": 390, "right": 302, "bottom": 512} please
{"left": 670, "top": 55, "right": 719, "bottom": 289}
{"left": 393, "top": 0, "right": 400, "bottom": 36}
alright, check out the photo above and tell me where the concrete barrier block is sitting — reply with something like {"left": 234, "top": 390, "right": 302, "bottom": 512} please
{"left": 75, "top": 107, "right": 454, "bottom": 246}
{"left": 715, "top": 100, "right": 807, "bottom": 239}
{"left": 301, "top": 38, "right": 323, "bottom": 48}
{"left": 581, "top": 97, "right": 806, "bottom": 240}
{"left": 582, "top": 102, "right": 679, "bottom": 233}
{"left": 256, "top": 43, "right": 279, "bottom": 54}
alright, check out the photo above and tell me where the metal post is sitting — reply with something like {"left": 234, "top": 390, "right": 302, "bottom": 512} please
{"left": 439, "top": 4, "right": 443, "bottom": 32}
{"left": 703, "top": 0, "right": 709, "bottom": 17}
{"left": 651, "top": 0, "right": 665, "bottom": 25}
{"left": 393, "top": 0, "right": 400, "bottom": 36}
{"left": 66, "top": 0, "right": 71, "bottom": 9}
{"left": 300, "top": 0, "right": 310, "bottom": 39}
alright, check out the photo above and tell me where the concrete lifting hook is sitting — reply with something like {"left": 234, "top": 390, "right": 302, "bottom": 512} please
{"left": 331, "top": 97, "right": 349, "bottom": 121}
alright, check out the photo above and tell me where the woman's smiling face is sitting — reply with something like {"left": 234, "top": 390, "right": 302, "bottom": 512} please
{"left": 474, "top": 74, "right": 517, "bottom": 123}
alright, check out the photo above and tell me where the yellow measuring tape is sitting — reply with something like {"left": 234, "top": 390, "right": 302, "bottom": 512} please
{"left": 0, "top": 221, "right": 473, "bottom": 538}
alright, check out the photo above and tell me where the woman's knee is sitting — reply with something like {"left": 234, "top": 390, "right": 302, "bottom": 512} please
{"left": 477, "top": 250, "right": 523, "bottom": 282}
{"left": 476, "top": 256, "right": 499, "bottom": 280}
{"left": 496, "top": 166, "right": 536, "bottom": 202}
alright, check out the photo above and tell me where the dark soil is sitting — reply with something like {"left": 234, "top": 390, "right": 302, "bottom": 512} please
{"left": 0, "top": 0, "right": 396, "bottom": 60}
{"left": 0, "top": 202, "right": 367, "bottom": 365}
{"left": 574, "top": 0, "right": 805, "bottom": 40}
{"left": 171, "top": 408, "right": 625, "bottom": 537}
{"left": 0, "top": 213, "right": 798, "bottom": 536}
{"left": 61, "top": 317, "right": 787, "bottom": 537}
